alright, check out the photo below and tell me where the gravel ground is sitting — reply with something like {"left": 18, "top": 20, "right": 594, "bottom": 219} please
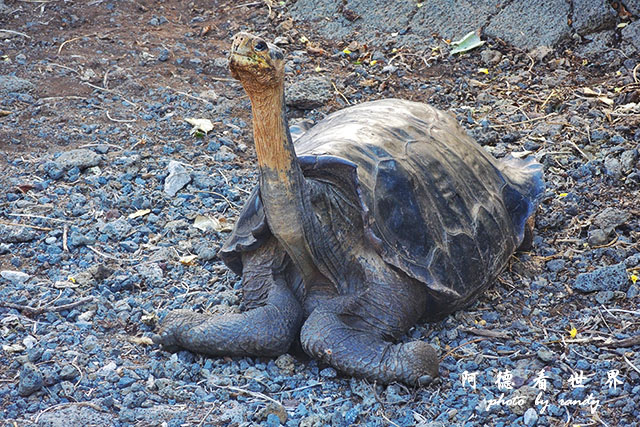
{"left": 1, "top": 1, "right": 639, "bottom": 426}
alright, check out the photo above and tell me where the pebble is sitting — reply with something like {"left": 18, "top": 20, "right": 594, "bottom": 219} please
{"left": 523, "top": 407, "right": 538, "bottom": 426}
{"left": 285, "top": 76, "right": 333, "bottom": 109}
{"left": 0, "top": 270, "right": 30, "bottom": 284}
{"left": 54, "top": 149, "right": 104, "bottom": 171}
{"left": 574, "top": 262, "right": 628, "bottom": 292}
{"left": 537, "top": 348, "right": 555, "bottom": 363}
{"left": 18, "top": 363, "right": 43, "bottom": 396}
{"left": 164, "top": 160, "right": 191, "bottom": 196}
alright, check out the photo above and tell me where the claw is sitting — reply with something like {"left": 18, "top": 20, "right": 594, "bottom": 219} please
{"left": 417, "top": 374, "right": 433, "bottom": 386}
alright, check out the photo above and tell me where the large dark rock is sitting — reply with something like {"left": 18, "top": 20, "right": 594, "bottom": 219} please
{"left": 484, "top": 0, "right": 571, "bottom": 49}
{"left": 572, "top": 0, "right": 617, "bottom": 35}
{"left": 410, "top": 0, "right": 501, "bottom": 41}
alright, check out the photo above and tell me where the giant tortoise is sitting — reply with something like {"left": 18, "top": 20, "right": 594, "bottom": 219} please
{"left": 153, "top": 32, "right": 544, "bottom": 385}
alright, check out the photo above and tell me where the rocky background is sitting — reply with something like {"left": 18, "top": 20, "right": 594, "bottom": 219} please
{"left": 1, "top": 0, "right": 639, "bottom": 426}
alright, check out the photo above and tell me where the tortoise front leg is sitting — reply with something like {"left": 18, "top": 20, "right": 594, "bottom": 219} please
{"left": 300, "top": 277, "right": 439, "bottom": 385}
{"left": 153, "top": 240, "right": 303, "bottom": 357}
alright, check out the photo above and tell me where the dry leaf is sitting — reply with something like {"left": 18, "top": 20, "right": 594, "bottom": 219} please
{"left": 2, "top": 343, "right": 25, "bottom": 353}
{"left": 179, "top": 254, "right": 198, "bottom": 265}
{"left": 193, "top": 214, "right": 233, "bottom": 232}
{"left": 129, "top": 336, "right": 154, "bottom": 345}
{"left": 596, "top": 96, "right": 614, "bottom": 106}
{"left": 128, "top": 209, "right": 151, "bottom": 219}
{"left": 185, "top": 118, "right": 214, "bottom": 135}
{"left": 582, "top": 87, "right": 600, "bottom": 96}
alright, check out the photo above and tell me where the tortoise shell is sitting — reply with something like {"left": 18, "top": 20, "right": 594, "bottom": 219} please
{"left": 221, "top": 99, "right": 543, "bottom": 317}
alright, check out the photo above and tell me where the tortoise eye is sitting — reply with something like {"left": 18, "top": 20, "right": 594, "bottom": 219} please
{"left": 255, "top": 41, "right": 267, "bottom": 52}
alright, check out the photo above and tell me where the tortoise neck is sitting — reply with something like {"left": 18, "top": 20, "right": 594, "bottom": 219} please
{"left": 248, "top": 84, "right": 318, "bottom": 281}
{"left": 249, "top": 85, "right": 298, "bottom": 175}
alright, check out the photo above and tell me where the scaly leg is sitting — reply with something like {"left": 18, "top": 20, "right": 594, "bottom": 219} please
{"left": 300, "top": 274, "right": 439, "bottom": 385}
{"left": 153, "top": 239, "right": 303, "bottom": 357}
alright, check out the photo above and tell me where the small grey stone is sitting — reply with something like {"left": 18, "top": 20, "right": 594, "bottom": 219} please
{"left": 0, "top": 75, "right": 34, "bottom": 95}
{"left": 595, "top": 290, "right": 615, "bottom": 304}
{"left": 524, "top": 407, "right": 538, "bottom": 426}
{"left": 604, "top": 156, "right": 622, "bottom": 178}
{"left": 100, "top": 218, "right": 132, "bottom": 241}
{"left": 196, "top": 245, "right": 217, "bottom": 261}
{"left": 0, "top": 224, "right": 37, "bottom": 243}
{"left": 592, "top": 207, "right": 630, "bottom": 233}
{"left": 625, "top": 253, "right": 640, "bottom": 268}
{"left": 285, "top": 76, "right": 333, "bottom": 109}
{"left": 256, "top": 402, "right": 287, "bottom": 424}
{"left": 319, "top": 367, "right": 337, "bottom": 378}
{"left": 69, "top": 231, "right": 95, "bottom": 247}
{"left": 0, "top": 270, "right": 30, "bottom": 284}
{"left": 537, "top": 348, "right": 555, "bottom": 363}
{"left": 83, "top": 335, "right": 100, "bottom": 352}
{"left": 275, "top": 354, "right": 295, "bottom": 375}
{"left": 574, "top": 262, "right": 628, "bottom": 292}
{"left": 164, "top": 160, "right": 191, "bottom": 196}
{"left": 546, "top": 259, "right": 565, "bottom": 272}
{"left": 381, "top": 64, "right": 398, "bottom": 73}
{"left": 620, "top": 149, "right": 638, "bottom": 172}
{"left": 136, "top": 263, "right": 163, "bottom": 283}
{"left": 54, "top": 149, "right": 103, "bottom": 171}
{"left": 627, "top": 284, "right": 639, "bottom": 299}
{"left": 18, "top": 363, "right": 43, "bottom": 396}
{"left": 480, "top": 49, "right": 503, "bottom": 65}
{"left": 587, "top": 229, "right": 609, "bottom": 246}
{"left": 59, "top": 365, "right": 79, "bottom": 380}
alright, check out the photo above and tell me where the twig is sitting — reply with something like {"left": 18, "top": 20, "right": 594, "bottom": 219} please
{"left": 0, "top": 297, "right": 94, "bottom": 316}
{"left": 87, "top": 245, "right": 141, "bottom": 263}
{"left": 197, "top": 405, "right": 217, "bottom": 427}
{"left": 106, "top": 111, "right": 136, "bottom": 123}
{"left": 58, "top": 34, "right": 93, "bottom": 55}
{"left": 623, "top": 354, "right": 640, "bottom": 375}
{"left": 83, "top": 82, "right": 138, "bottom": 108}
{"left": 460, "top": 327, "right": 511, "bottom": 339}
{"left": 0, "top": 29, "right": 32, "bottom": 39}
{"left": 209, "top": 384, "right": 282, "bottom": 407}
{"left": 441, "top": 338, "right": 485, "bottom": 360}
{"left": 597, "top": 334, "right": 640, "bottom": 348}
{"left": 490, "top": 112, "right": 558, "bottom": 129}
{"left": 331, "top": 81, "right": 351, "bottom": 105}
{"left": 194, "top": 191, "right": 241, "bottom": 209}
{"left": 0, "top": 220, "right": 52, "bottom": 231}
{"left": 174, "top": 90, "right": 211, "bottom": 104}
{"left": 565, "top": 139, "right": 591, "bottom": 161}
{"left": 62, "top": 224, "right": 69, "bottom": 252}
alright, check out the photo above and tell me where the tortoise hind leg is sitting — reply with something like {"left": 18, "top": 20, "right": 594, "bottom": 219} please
{"left": 153, "top": 240, "right": 303, "bottom": 357}
{"left": 300, "top": 277, "right": 439, "bottom": 385}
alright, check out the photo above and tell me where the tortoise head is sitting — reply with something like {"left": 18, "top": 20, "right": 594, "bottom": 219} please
{"left": 228, "top": 32, "right": 285, "bottom": 95}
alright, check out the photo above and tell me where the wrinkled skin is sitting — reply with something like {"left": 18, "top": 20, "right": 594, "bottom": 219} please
{"left": 153, "top": 32, "right": 543, "bottom": 385}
